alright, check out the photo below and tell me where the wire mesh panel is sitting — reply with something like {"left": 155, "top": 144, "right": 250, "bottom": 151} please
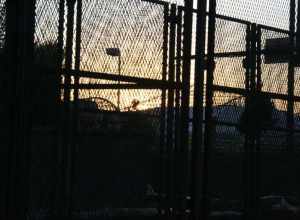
{"left": 0, "top": 0, "right": 5, "bottom": 49}
{"left": 29, "top": 0, "right": 63, "bottom": 217}
{"left": 207, "top": 16, "right": 250, "bottom": 218}
{"left": 212, "top": 17, "right": 249, "bottom": 137}
{"left": 212, "top": 92, "right": 245, "bottom": 151}
{"left": 27, "top": 0, "right": 175, "bottom": 217}
{"left": 34, "top": 0, "right": 61, "bottom": 46}
{"left": 80, "top": 1, "right": 163, "bottom": 79}
{"left": 260, "top": 28, "right": 290, "bottom": 95}
{"left": 78, "top": 0, "right": 167, "bottom": 111}
{"left": 8, "top": 0, "right": 300, "bottom": 219}
{"left": 72, "top": 0, "right": 168, "bottom": 216}
{"left": 295, "top": 67, "right": 300, "bottom": 97}
{"left": 214, "top": 18, "right": 248, "bottom": 89}
{"left": 258, "top": 98, "right": 289, "bottom": 152}
{"left": 216, "top": 0, "right": 290, "bottom": 30}
{"left": 257, "top": 26, "right": 300, "bottom": 220}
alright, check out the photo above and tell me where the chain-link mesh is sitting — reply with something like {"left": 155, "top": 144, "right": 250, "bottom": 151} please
{"left": 216, "top": 0, "right": 290, "bottom": 29}
{"left": 260, "top": 28, "right": 289, "bottom": 95}
{"left": 0, "top": 0, "right": 5, "bottom": 49}
{"left": 212, "top": 18, "right": 248, "bottom": 152}
{"left": 29, "top": 0, "right": 63, "bottom": 215}
{"left": 23, "top": 0, "right": 300, "bottom": 218}
{"left": 214, "top": 57, "right": 245, "bottom": 89}
{"left": 77, "top": 0, "right": 165, "bottom": 212}
{"left": 212, "top": 92, "right": 244, "bottom": 152}
{"left": 34, "top": 0, "right": 61, "bottom": 46}
{"left": 212, "top": 16, "right": 299, "bottom": 153}
{"left": 80, "top": 1, "right": 163, "bottom": 79}
{"left": 78, "top": 0, "right": 166, "bottom": 111}
{"left": 214, "top": 18, "right": 247, "bottom": 88}
{"left": 215, "top": 19, "right": 247, "bottom": 53}
{"left": 295, "top": 67, "right": 300, "bottom": 98}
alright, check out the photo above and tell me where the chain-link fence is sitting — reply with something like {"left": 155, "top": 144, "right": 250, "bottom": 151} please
{"left": 29, "top": 0, "right": 168, "bottom": 217}
{"left": 5, "top": 0, "right": 300, "bottom": 219}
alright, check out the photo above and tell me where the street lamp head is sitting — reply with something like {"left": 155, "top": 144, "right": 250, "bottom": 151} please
{"left": 106, "top": 47, "right": 121, "bottom": 57}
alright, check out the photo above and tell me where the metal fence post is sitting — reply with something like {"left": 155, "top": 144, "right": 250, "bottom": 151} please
{"left": 4, "top": 2, "right": 18, "bottom": 218}
{"left": 202, "top": 0, "right": 216, "bottom": 219}
{"left": 5, "top": 0, "right": 36, "bottom": 219}
{"left": 166, "top": 3, "right": 177, "bottom": 215}
{"left": 255, "top": 25, "right": 262, "bottom": 219}
{"left": 159, "top": 3, "right": 169, "bottom": 215}
{"left": 190, "top": 0, "right": 207, "bottom": 219}
{"left": 52, "top": 0, "right": 66, "bottom": 217}
{"left": 174, "top": 6, "right": 183, "bottom": 217}
{"left": 250, "top": 23, "right": 258, "bottom": 220}
{"left": 69, "top": 0, "right": 82, "bottom": 216}
{"left": 287, "top": 0, "right": 295, "bottom": 152}
{"left": 243, "top": 23, "right": 251, "bottom": 220}
{"left": 62, "top": 0, "right": 76, "bottom": 217}
{"left": 178, "top": 0, "right": 193, "bottom": 218}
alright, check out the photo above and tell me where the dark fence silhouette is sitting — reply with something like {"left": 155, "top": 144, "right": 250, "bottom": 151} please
{"left": 2, "top": 0, "right": 300, "bottom": 220}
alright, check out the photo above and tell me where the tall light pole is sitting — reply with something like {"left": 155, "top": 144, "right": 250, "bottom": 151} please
{"left": 106, "top": 47, "right": 121, "bottom": 110}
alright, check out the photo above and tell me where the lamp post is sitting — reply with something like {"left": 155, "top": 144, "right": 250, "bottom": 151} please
{"left": 106, "top": 47, "right": 121, "bottom": 110}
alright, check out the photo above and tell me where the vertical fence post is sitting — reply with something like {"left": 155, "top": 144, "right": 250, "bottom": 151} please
{"left": 243, "top": 22, "right": 259, "bottom": 220}
{"left": 202, "top": 0, "right": 216, "bottom": 219}
{"left": 0, "top": 2, "right": 8, "bottom": 217}
{"left": 4, "top": 2, "right": 18, "bottom": 218}
{"left": 159, "top": 3, "right": 169, "bottom": 215}
{"left": 21, "top": 1, "right": 36, "bottom": 217}
{"left": 288, "top": 0, "right": 295, "bottom": 152}
{"left": 52, "top": 0, "right": 65, "bottom": 217}
{"left": 178, "top": 0, "right": 193, "bottom": 218}
{"left": 256, "top": 25, "right": 262, "bottom": 219}
{"left": 174, "top": 6, "right": 182, "bottom": 216}
{"left": 5, "top": 0, "right": 36, "bottom": 219}
{"left": 62, "top": 0, "right": 76, "bottom": 217}
{"left": 250, "top": 23, "right": 257, "bottom": 220}
{"left": 166, "top": 4, "right": 176, "bottom": 216}
{"left": 70, "top": 0, "right": 82, "bottom": 215}
{"left": 190, "top": 0, "right": 207, "bottom": 219}
{"left": 243, "top": 23, "right": 250, "bottom": 220}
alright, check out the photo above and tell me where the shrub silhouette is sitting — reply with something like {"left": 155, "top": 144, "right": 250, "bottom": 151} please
{"left": 238, "top": 92, "right": 275, "bottom": 136}
{"left": 31, "top": 42, "right": 61, "bottom": 126}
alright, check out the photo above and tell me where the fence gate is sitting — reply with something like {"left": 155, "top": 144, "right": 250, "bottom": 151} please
{"left": 204, "top": 4, "right": 300, "bottom": 220}
{"left": 26, "top": 0, "right": 186, "bottom": 219}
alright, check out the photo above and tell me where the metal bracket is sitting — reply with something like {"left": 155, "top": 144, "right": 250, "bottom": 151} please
{"left": 242, "top": 58, "right": 248, "bottom": 69}
{"left": 204, "top": 58, "right": 216, "bottom": 71}
{"left": 167, "top": 15, "right": 178, "bottom": 23}
{"left": 66, "top": 0, "right": 76, "bottom": 7}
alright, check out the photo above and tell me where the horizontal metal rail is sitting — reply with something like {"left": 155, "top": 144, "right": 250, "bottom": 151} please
{"left": 175, "top": 51, "right": 247, "bottom": 60}
{"left": 66, "top": 69, "right": 171, "bottom": 85}
{"left": 258, "top": 24, "right": 291, "bottom": 34}
{"left": 176, "top": 49, "right": 300, "bottom": 61}
{"left": 64, "top": 69, "right": 182, "bottom": 89}
{"left": 212, "top": 85, "right": 300, "bottom": 102}
{"left": 180, "top": 6, "right": 290, "bottom": 33}
{"left": 141, "top": 0, "right": 169, "bottom": 6}
{"left": 187, "top": 119, "right": 300, "bottom": 133}
{"left": 213, "top": 13, "right": 251, "bottom": 25}
{"left": 61, "top": 83, "right": 181, "bottom": 90}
